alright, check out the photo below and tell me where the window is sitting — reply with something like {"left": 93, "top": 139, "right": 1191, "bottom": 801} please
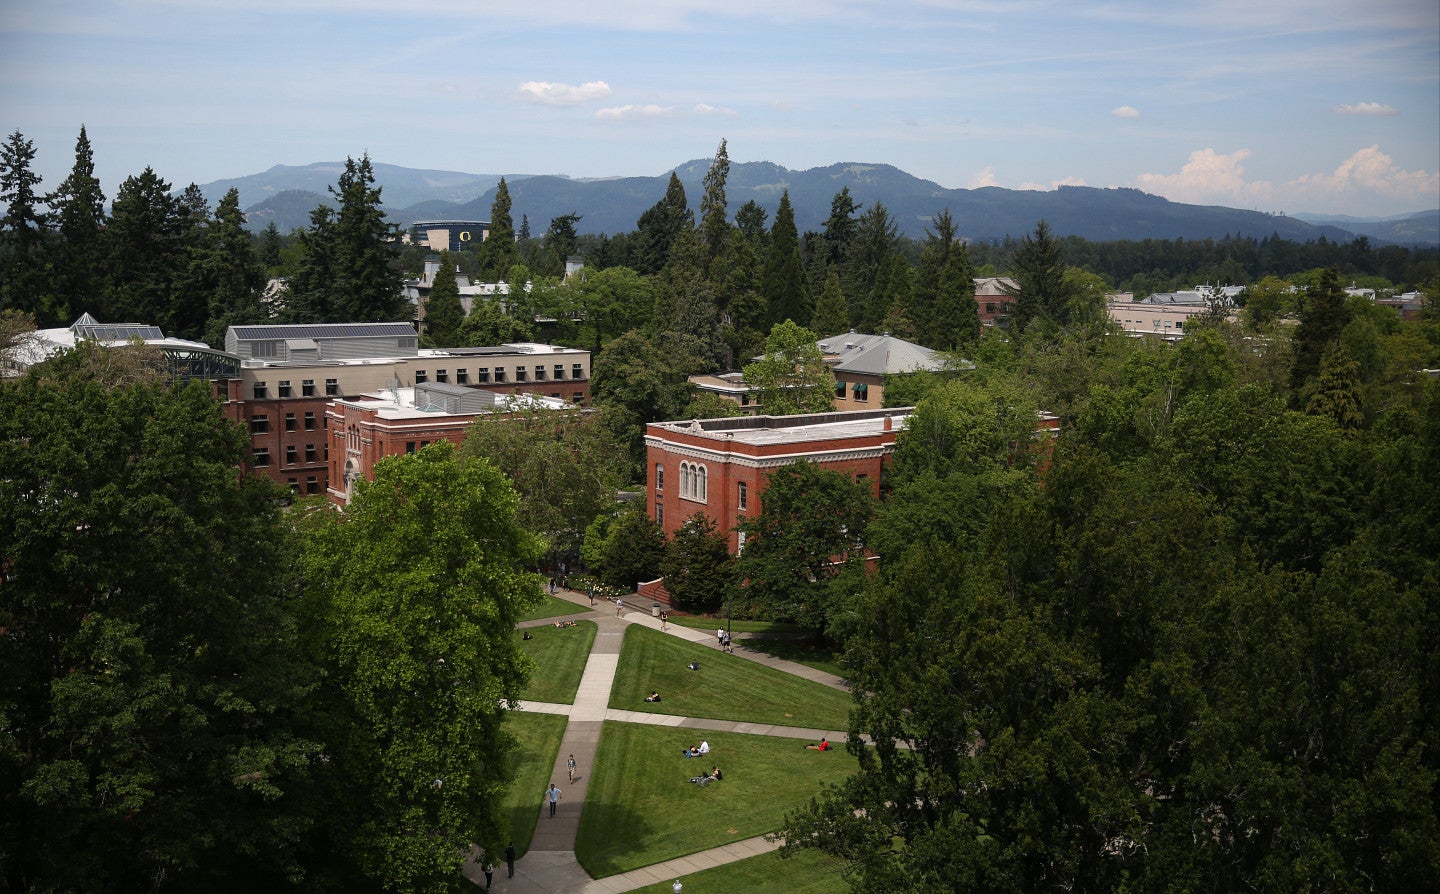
{"left": 253, "top": 448, "right": 270, "bottom": 467}
{"left": 278, "top": 380, "right": 292, "bottom": 398}
{"left": 476, "top": 368, "right": 490, "bottom": 383}
{"left": 287, "top": 478, "right": 298, "bottom": 491}
{"left": 406, "top": 441, "right": 416, "bottom": 454}
{"left": 534, "top": 365, "right": 545, "bottom": 380}
{"left": 456, "top": 369, "right": 469, "bottom": 384}
{"left": 515, "top": 367, "right": 527, "bottom": 382}
{"left": 250, "top": 415, "right": 269, "bottom": 434}
{"left": 550, "top": 392, "right": 561, "bottom": 399}
{"left": 986, "top": 303, "right": 997, "bottom": 314}
{"left": 738, "top": 481, "right": 747, "bottom": 511}
{"left": 740, "top": 392, "right": 751, "bottom": 406}
{"left": 736, "top": 530, "right": 746, "bottom": 553}
{"left": 302, "top": 379, "right": 315, "bottom": 397}
{"left": 494, "top": 368, "right": 507, "bottom": 383}
{"left": 834, "top": 380, "right": 846, "bottom": 398}
{"left": 306, "top": 477, "right": 319, "bottom": 495}
{"left": 554, "top": 364, "right": 565, "bottom": 380}
{"left": 305, "top": 445, "right": 317, "bottom": 463}
{"left": 679, "top": 461, "right": 708, "bottom": 502}
{"left": 285, "top": 413, "right": 296, "bottom": 432}
{"left": 655, "top": 464, "right": 664, "bottom": 491}
{"left": 304, "top": 411, "right": 316, "bottom": 430}
{"left": 436, "top": 369, "right": 448, "bottom": 383}
{"left": 655, "top": 503, "right": 664, "bottom": 526}
{"left": 415, "top": 370, "right": 428, "bottom": 384}
{"left": 852, "top": 382, "right": 869, "bottom": 402}
{"left": 325, "top": 378, "right": 339, "bottom": 396}
{"left": 253, "top": 382, "right": 267, "bottom": 399}
{"left": 572, "top": 363, "right": 583, "bottom": 379}
{"left": 1175, "top": 321, "right": 1184, "bottom": 330}
{"left": 573, "top": 392, "right": 584, "bottom": 402}
{"left": 286, "top": 445, "right": 298, "bottom": 465}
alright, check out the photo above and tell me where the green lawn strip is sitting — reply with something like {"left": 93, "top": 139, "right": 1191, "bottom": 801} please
{"left": 518, "top": 620, "right": 597, "bottom": 704}
{"left": 739, "top": 637, "right": 846, "bottom": 679}
{"left": 575, "top": 721, "right": 857, "bottom": 878}
{"left": 502, "top": 711, "right": 568, "bottom": 857}
{"left": 628, "top": 847, "right": 849, "bottom": 894}
{"left": 610, "top": 625, "right": 852, "bottom": 729}
{"left": 665, "top": 615, "right": 804, "bottom": 635}
{"left": 520, "top": 593, "right": 592, "bottom": 621}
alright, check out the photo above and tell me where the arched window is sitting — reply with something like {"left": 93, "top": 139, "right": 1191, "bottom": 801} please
{"left": 696, "top": 465, "right": 707, "bottom": 502}
{"left": 678, "top": 461, "right": 708, "bottom": 502}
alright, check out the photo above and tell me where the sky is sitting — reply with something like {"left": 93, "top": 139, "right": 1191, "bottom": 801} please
{"left": 2, "top": 0, "right": 1437, "bottom": 218}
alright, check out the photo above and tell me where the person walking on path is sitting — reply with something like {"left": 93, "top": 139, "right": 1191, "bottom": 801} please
{"left": 615, "top": 597, "right": 624, "bottom": 616}
{"left": 546, "top": 782, "right": 562, "bottom": 817}
{"left": 717, "top": 627, "right": 725, "bottom": 647}
{"left": 660, "top": 610, "right": 668, "bottom": 631}
{"left": 505, "top": 842, "right": 516, "bottom": 878}
{"left": 723, "top": 631, "right": 733, "bottom": 653}
{"left": 589, "top": 585, "right": 596, "bottom": 607}
{"left": 567, "top": 754, "right": 577, "bottom": 783}
{"left": 481, "top": 858, "right": 494, "bottom": 889}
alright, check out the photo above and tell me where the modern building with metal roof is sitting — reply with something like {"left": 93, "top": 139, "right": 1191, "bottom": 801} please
{"left": 18, "top": 313, "right": 241, "bottom": 383}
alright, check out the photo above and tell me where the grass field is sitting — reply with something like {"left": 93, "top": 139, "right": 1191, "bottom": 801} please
{"left": 609, "top": 625, "right": 852, "bottom": 730}
{"left": 665, "top": 615, "right": 801, "bottom": 634}
{"left": 629, "top": 847, "right": 850, "bottom": 894}
{"left": 520, "top": 593, "right": 592, "bottom": 622}
{"left": 574, "top": 721, "right": 858, "bottom": 878}
{"left": 739, "top": 637, "right": 847, "bottom": 680}
{"left": 502, "top": 711, "right": 568, "bottom": 856}
{"left": 518, "top": 620, "right": 597, "bottom": 704}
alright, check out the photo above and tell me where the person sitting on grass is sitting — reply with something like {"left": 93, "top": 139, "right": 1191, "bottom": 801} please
{"left": 689, "top": 767, "right": 720, "bottom": 785}
{"left": 708, "top": 765, "right": 722, "bottom": 781}
{"left": 645, "top": 691, "right": 661, "bottom": 703}
{"left": 804, "top": 738, "right": 831, "bottom": 751}
{"left": 697, "top": 740, "right": 710, "bottom": 755}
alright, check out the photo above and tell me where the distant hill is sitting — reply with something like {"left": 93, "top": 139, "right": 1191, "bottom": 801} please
{"left": 208, "top": 159, "right": 1433, "bottom": 246}
{"left": 1293, "top": 210, "right": 1440, "bottom": 246}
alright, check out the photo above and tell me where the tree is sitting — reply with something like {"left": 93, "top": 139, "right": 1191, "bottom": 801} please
{"left": 1, "top": 342, "right": 318, "bottom": 891}
{"left": 572, "top": 266, "right": 653, "bottom": 354}
{"left": 103, "top": 166, "right": 184, "bottom": 327}
{"left": 742, "top": 320, "right": 833, "bottom": 415}
{"left": 199, "top": 188, "right": 268, "bottom": 345}
{"left": 422, "top": 251, "right": 466, "bottom": 347}
{"left": 1290, "top": 267, "right": 1351, "bottom": 397}
{"left": 0, "top": 130, "right": 48, "bottom": 318}
{"left": 44, "top": 126, "right": 107, "bottom": 326}
{"left": 821, "top": 187, "right": 860, "bottom": 268}
{"left": 458, "top": 295, "right": 532, "bottom": 345}
{"left": 634, "top": 173, "right": 692, "bottom": 275}
{"left": 1005, "top": 219, "right": 1071, "bottom": 332}
{"left": 932, "top": 240, "right": 980, "bottom": 349}
{"left": 698, "top": 138, "right": 731, "bottom": 271}
{"left": 734, "top": 461, "right": 873, "bottom": 637}
{"left": 582, "top": 503, "right": 667, "bottom": 591}
{"left": 810, "top": 270, "right": 849, "bottom": 336}
{"left": 761, "top": 191, "right": 807, "bottom": 327}
{"left": 462, "top": 402, "right": 629, "bottom": 562}
{"left": 661, "top": 513, "right": 733, "bottom": 613}
{"left": 842, "top": 202, "right": 900, "bottom": 333}
{"left": 476, "top": 178, "right": 519, "bottom": 280}
{"left": 1303, "top": 341, "right": 1365, "bottom": 431}
{"left": 299, "top": 442, "right": 541, "bottom": 892}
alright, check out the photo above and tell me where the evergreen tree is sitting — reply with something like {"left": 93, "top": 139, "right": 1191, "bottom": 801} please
{"left": 912, "top": 209, "right": 958, "bottom": 336}
{"left": 1303, "top": 342, "right": 1364, "bottom": 431}
{"left": 328, "top": 154, "right": 404, "bottom": 321}
{"left": 734, "top": 199, "right": 768, "bottom": 246}
{"left": 661, "top": 513, "right": 733, "bottom": 613}
{"left": 476, "top": 177, "right": 519, "bottom": 280}
{"left": 0, "top": 130, "right": 48, "bottom": 318}
{"left": 258, "top": 221, "right": 284, "bottom": 271}
{"left": 44, "top": 126, "right": 107, "bottom": 326}
{"left": 422, "top": 250, "right": 465, "bottom": 347}
{"left": 698, "top": 138, "right": 731, "bottom": 271}
{"left": 1005, "top": 219, "right": 1071, "bottom": 332}
{"left": 200, "top": 188, "right": 267, "bottom": 346}
{"left": 281, "top": 205, "right": 337, "bottom": 322}
{"left": 1290, "top": 267, "right": 1351, "bottom": 397}
{"left": 842, "top": 202, "right": 899, "bottom": 332}
{"left": 762, "top": 190, "right": 807, "bottom": 327}
{"left": 811, "top": 270, "right": 849, "bottom": 336}
{"left": 633, "top": 173, "right": 692, "bottom": 275}
{"left": 933, "top": 241, "right": 980, "bottom": 350}
{"left": 103, "top": 167, "right": 182, "bottom": 326}
{"left": 821, "top": 186, "right": 860, "bottom": 267}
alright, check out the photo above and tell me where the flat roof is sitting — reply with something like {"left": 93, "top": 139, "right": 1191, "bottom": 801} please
{"left": 650, "top": 408, "right": 911, "bottom": 447}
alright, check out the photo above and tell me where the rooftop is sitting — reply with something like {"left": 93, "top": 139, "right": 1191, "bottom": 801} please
{"left": 815, "top": 330, "right": 960, "bottom": 376}
{"left": 649, "top": 408, "right": 912, "bottom": 447}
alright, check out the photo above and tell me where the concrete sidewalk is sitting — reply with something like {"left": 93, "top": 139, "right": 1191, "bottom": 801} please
{"left": 467, "top": 586, "right": 844, "bottom": 892}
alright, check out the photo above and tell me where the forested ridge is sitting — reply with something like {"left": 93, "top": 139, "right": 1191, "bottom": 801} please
{"left": 3, "top": 132, "right": 1439, "bottom": 892}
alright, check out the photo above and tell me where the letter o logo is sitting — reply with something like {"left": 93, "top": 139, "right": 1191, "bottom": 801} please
{"left": 459, "top": 230, "right": 473, "bottom": 242}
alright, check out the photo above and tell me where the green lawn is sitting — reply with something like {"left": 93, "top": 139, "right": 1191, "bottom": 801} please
{"left": 520, "top": 593, "right": 592, "bottom": 622}
{"left": 629, "top": 847, "right": 849, "bottom": 894}
{"left": 740, "top": 636, "right": 847, "bottom": 679}
{"left": 502, "top": 711, "right": 568, "bottom": 856}
{"left": 575, "top": 722, "right": 858, "bottom": 877}
{"left": 518, "top": 621, "right": 596, "bottom": 704}
{"left": 665, "top": 615, "right": 802, "bottom": 634}
{"left": 609, "top": 625, "right": 852, "bottom": 730}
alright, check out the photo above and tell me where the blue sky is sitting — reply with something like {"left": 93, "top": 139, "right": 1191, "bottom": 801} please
{"left": 2, "top": 0, "right": 1437, "bottom": 217}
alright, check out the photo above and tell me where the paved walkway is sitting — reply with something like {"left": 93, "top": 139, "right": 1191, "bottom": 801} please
{"left": 463, "top": 590, "right": 849, "bottom": 892}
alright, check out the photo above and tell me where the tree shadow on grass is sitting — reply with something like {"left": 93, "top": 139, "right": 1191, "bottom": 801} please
{"left": 575, "top": 799, "right": 659, "bottom": 878}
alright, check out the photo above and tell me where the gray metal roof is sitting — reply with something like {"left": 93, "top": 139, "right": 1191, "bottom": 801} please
{"left": 815, "top": 332, "right": 950, "bottom": 375}
{"left": 73, "top": 323, "right": 165, "bottom": 341}
{"left": 229, "top": 323, "right": 416, "bottom": 340}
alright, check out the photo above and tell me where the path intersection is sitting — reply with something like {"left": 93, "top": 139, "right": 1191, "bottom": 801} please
{"left": 465, "top": 589, "right": 856, "bottom": 893}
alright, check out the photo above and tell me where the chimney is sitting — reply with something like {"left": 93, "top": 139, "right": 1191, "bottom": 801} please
{"left": 883, "top": 415, "right": 892, "bottom": 431}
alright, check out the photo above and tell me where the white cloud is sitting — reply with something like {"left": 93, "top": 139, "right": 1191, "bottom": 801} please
{"left": 594, "top": 104, "right": 678, "bottom": 120}
{"left": 1018, "top": 176, "right": 1088, "bottom": 191}
{"left": 1110, "top": 105, "right": 1141, "bottom": 120}
{"left": 968, "top": 166, "right": 1000, "bottom": 188}
{"left": 1136, "top": 145, "right": 1440, "bottom": 213}
{"left": 1333, "top": 101, "right": 1399, "bottom": 116}
{"left": 517, "top": 80, "right": 612, "bottom": 106}
{"left": 693, "top": 103, "right": 738, "bottom": 116}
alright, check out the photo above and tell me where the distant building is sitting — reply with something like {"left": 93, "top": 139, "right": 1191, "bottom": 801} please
{"left": 974, "top": 276, "right": 1019, "bottom": 326}
{"left": 410, "top": 220, "right": 489, "bottom": 253}
{"left": 326, "top": 384, "right": 568, "bottom": 505}
{"left": 1107, "top": 285, "right": 1240, "bottom": 339}
{"left": 14, "top": 313, "right": 241, "bottom": 382}
{"left": 403, "top": 256, "right": 515, "bottom": 323}
{"left": 220, "top": 322, "right": 590, "bottom": 494}
{"left": 645, "top": 408, "right": 911, "bottom": 553}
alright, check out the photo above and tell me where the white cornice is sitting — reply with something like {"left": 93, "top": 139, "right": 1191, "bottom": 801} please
{"left": 645, "top": 436, "right": 894, "bottom": 469}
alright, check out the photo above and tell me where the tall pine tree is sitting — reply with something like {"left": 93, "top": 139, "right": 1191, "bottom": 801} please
{"left": 0, "top": 130, "right": 48, "bottom": 318}
{"left": 44, "top": 126, "right": 107, "bottom": 326}
{"left": 762, "top": 190, "right": 807, "bottom": 327}
{"left": 476, "top": 177, "right": 519, "bottom": 280}
{"left": 698, "top": 138, "right": 731, "bottom": 273}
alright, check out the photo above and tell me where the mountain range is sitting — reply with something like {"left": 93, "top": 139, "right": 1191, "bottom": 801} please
{"left": 200, "top": 161, "right": 1440, "bottom": 247}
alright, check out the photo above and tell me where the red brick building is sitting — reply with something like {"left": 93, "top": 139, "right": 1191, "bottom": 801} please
{"left": 975, "top": 277, "right": 1018, "bottom": 326}
{"left": 645, "top": 408, "right": 911, "bottom": 553}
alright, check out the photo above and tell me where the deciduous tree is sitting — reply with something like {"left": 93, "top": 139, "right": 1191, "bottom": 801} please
{"left": 741, "top": 320, "right": 833, "bottom": 415}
